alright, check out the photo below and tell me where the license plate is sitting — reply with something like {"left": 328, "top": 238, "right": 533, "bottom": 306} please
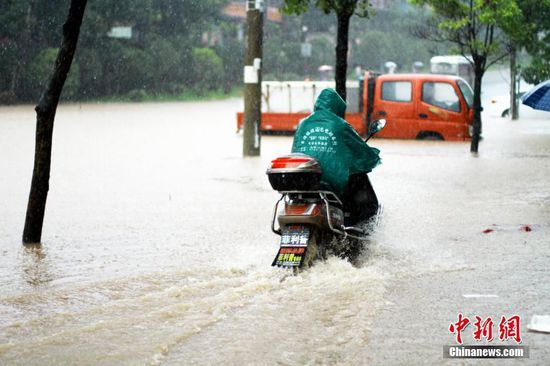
{"left": 272, "top": 225, "right": 309, "bottom": 268}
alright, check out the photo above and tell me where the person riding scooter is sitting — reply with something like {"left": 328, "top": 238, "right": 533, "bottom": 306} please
{"left": 291, "top": 88, "right": 381, "bottom": 225}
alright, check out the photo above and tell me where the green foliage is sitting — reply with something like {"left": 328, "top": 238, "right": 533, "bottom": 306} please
{"left": 147, "top": 35, "right": 185, "bottom": 92}
{"left": 412, "top": 0, "right": 520, "bottom": 61}
{"left": 75, "top": 48, "right": 103, "bottom": 99}
{"left": 350, "top": 31, "right": 432, "bottom": 72}
{"left": 283, "top": 0, "right": 371, "bottom": 17}
{"left": 0, "top": 2, "right": 30, "bottom": 39}
{"left": 116, "top": 47, "right": 154, "bottom": 93}
{"left": 413, "top": 0, "right": 550, "bottom": 85}
{"left": 310, "top": 37, "right": 334, "bottom": 68}
{"left": 263, "top": 20, "right": 305, "bottom": 80}
{"left": 0, "top": 0, "right": 234, "bottom": 103}
{"left": 267, "top": 0, "right": 449, "bottom": 78}
{"left": 0, "top": 40, "right": 18, "bottom": 90}
{"left": 25, "top": 48, "right": 80, "bottom": 100}
{"left": 127, "top": 89, "right": 149, "bottom": 102}
{"left": 350, "top": 3, "right": 446, "bottom": 72}
{"left": 522, "top": 58, "right": 550, "bottom": 85}
{"left": 0, "top": 0, "right": 499, "bottom": 104}
{"left": 214, "top": 34, "right": 244, "bottom": 91}
{"left": 411, "top": 0, "right": 531, "bottom": 151}
{"left": 95, "top": 86, "right": 242, "bottom": 104}
{"left": 191, "top": 48, "right": 224, "bottom": 93}
{"left": 516, "top": 0, "right": 550, "bottom": 85}
{"left": 282, "top": 0, "right": 374, "bottom": 99}
{"left": 282, "top": 0, "right": 310, "bottom": 14}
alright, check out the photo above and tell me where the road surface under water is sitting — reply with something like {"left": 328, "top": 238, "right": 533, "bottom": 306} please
{"left": 0, "top": 97, "right": 549, "bottom": 365}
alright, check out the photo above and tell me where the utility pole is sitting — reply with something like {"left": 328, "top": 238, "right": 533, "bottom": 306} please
{"left": 510, "top": 46, "right": 519, "bottom": 120}
{"left": 301, "top": 25, "right": 311, "bottom": 78}
{"left": 242, "top": 0, "right": 264, "bottom": 156}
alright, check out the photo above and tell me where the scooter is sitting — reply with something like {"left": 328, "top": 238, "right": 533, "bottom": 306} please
{"left": 266, "top": 120, "right": 386, "bottom": 268}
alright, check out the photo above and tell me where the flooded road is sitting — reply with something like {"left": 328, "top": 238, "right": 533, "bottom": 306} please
{"left": 1, "top": 98, "right": 549, "bottom": 365}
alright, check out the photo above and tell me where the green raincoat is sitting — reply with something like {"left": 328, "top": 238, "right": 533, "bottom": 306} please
{"left": 291, "top": 88, "right": 380, "bottom": 196}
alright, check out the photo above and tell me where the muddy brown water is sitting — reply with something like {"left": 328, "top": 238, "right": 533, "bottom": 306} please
{"left": 1, "top": 99, "right": 549, "bottom": 365}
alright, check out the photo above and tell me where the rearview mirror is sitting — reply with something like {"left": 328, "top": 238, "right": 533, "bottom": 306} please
{"left": 365, "top": 119, "right": 386, "bottom": 142}
{"left": 369, "top": 119, "right": 386, "bottom": 135}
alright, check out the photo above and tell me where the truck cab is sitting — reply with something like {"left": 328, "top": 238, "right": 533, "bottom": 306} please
{"left": 367, "top": 73, "right": 473, "bottom": 141}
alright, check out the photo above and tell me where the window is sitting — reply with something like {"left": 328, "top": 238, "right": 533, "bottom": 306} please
{"left": 457, "top": 79, "right": 473, "bottom": 108}
{"left": 422, "top": 82, "right": 461, "bottom": 112}
{"left": 381, "top": 81, "right": 412, "bottom": 102}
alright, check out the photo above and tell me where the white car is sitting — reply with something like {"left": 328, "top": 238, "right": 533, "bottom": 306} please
{"left": 483, "top": 92, "right": 526, "bottom": 118}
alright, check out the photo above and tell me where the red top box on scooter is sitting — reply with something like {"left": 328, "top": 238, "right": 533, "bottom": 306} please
{"left": 266, "top": 153, "right": 322, "bottom": 191}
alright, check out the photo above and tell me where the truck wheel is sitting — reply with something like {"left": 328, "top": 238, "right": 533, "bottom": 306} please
{"left": 417, "top": 131, "right": 444, "bottom": 140}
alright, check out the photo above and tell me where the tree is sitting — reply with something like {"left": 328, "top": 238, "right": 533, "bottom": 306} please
{"left": 0, "top": 0, "right": 235, "bottom": 102}
{"left": 0, "top": 1, "right": 33, "bottom": 99}
{"left": 23, "top": 0, "right": 88, "bottom": 244}
{"left": 283, "top": 0, "right": 371, "bottom": 101}
{"left": 350, "top": 1, "right": 446, "bottom": 73}
{"left": 523, "top": 57, "right": 550, "bottom": 85}
{"left": 492, "top": 1, "right": 550, "bottom": 121}
{"left": 495, "top": 3, "right": 530, "bottom": 121}
{"left": 412, "top": 0, "right": 521, "bottom": 153}
{"left": 0, "top": 0, "right": 68, "bottom": 101}
{"left": 517, "top": 0, "right": 550, "bottom": 85}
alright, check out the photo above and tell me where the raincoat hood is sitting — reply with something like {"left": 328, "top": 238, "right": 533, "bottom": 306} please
{"left": 313, "top": 88, "right": 347, "bottom": 118}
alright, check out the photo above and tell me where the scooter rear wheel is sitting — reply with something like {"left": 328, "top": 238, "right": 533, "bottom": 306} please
{"left": 300, "top": 229, "right": 327, "bottom": 268}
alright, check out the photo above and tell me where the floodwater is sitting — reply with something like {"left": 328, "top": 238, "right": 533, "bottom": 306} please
{"left": 1, "top": 97, "right": 549, "bottom": 365}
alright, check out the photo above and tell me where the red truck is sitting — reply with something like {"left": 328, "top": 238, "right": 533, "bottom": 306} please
{"left": 237, "top": 72, "right": 474, "bottom": 140}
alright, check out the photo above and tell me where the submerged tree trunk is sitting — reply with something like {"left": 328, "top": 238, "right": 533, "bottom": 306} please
{"left": 23, "top": 0, "right": 88, "bottom": 244}
{"left": 335, "top": 12, "right": 352, "bottom": 102}
{"left": 470, "top": 60, "right": 484, "bottom": 153}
